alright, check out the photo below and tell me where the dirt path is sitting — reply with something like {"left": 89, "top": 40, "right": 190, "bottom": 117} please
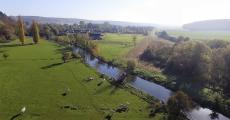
{"left": 125, "top": 36, "right": 161, "bottom": 72}
{"left": 126, "top": 36, "right": 152, "bottom": 59}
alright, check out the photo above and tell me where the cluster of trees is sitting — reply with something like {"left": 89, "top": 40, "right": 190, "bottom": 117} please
{"left": 140, "top": 40, "right": 173, "bottom": 68}
{"left": 155, "top": 31, "right": 190, "bottom": 43}
{"left": 37, "top": 21, "right": 153, "bottom": 40}
{"left": 0, "top": 11, "right": 40, "bottom": 44}
{"left": 39, "top": 23, "right": 69, "bottom": 39}
{"left": 141, "top": 39, "right": 230, "bottom": 98}
{"left": 75, "top": 21, "right": 153, "bottom": 35}
{"left": 126, "top": 60, "right": 136, "bottom": 73}
{"left": 0, "top": 11, "right": 16, "bottom": 42}
{"left": 54, "top": 33, "right": 99, "bottom": 63}
{"left": 69, "top": 33, "right": 100, "bottom": 56}
{"left": 0, "top": 11, "right": 152, "bottom": 43}
{"left": 149, "top": 91, "right": 193, "bottom": 120}
{"left": 17, "top": 16, "right": 40, "bottom": 45}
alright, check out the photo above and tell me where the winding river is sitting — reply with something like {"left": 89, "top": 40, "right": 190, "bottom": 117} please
{"left": 73, "top": 47, "right": 229, "bottom": 120}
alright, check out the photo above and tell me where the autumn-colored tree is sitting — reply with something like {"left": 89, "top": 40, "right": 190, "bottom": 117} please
{"left": 32, "top": 20, "right": 40, "bottom": 44}
{"left": 18, "top": 16, "right": 25, "bottom": 45}
{"left": 62, "top": 52, "right": 72, "bottom": 63}
{"left": 88, "top": 41, "right": 100, "bottom": 56}
{"left": 167, "top": 91, "right": 193, "bottom": 120}
{"left": 126, "top": 60, "right": 136, "bottom": 73}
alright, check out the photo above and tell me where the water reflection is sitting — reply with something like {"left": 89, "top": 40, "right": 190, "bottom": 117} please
{"left": 131, "top": 77, "right": 173, "bottom": 103}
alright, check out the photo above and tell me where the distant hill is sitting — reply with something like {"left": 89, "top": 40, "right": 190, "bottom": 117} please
{"left": 183, "top": 19, "right": 230, "bottom": 31}
{"left": 0, "top": 12, "right": 15, "bottom": 26}
{"left": 10, "top": 16, "right": 157, "bottom": 27}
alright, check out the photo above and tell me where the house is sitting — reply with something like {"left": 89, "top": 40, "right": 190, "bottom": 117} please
{"left": 89, "top": 33, "right": 103, "bottom": 40}
{"left": 59, "top": 28, "right": 103, "bottom": 40}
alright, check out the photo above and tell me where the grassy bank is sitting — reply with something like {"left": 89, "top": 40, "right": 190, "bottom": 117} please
{"left": 0, "top": 39, "right": 165, "bottom": 120}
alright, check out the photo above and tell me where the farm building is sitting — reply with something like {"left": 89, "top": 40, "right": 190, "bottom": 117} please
{"left": 89, "top": 33, "right": 103, "bottom": 40}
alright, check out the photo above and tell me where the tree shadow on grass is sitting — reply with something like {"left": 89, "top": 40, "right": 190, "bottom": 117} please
{"left": 0, "top": 43, "right": 33, "bottom": 48}
{"left": 55, "top": 47, "right": 72, "bottom": 55}
{"left": 10, "top": 113, "right": 41, "bottom": 120}
{"left": 94, "top": 84, "right": 120, "bottom": 95}
{"left": 0, "top": 50, "right": 6, "bottom": 53}
{"left": 110, "top": 85, "right": 119, "bottom": 95}
{"left": 94, "top": 85, "right": 113, "bottom": 94}
{"left": 41, "top": 62, "right": 63, "bottom": 69}
{"left": 82, "top": 78, "right": 94, "bottom": 83}
{"left": 10, "top": 113, "right": 22, "bottom": 120}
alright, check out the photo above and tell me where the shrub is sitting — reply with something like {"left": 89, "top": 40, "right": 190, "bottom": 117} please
{"left": 72, "top": 52, "right": 81, "bottom": 59}
{"left": 126, "top": 60, "right": 136, "bottom": 73}
{"left": 62, "top": 52, "right": 72, "bottom": 63}
{"left": 2, "top": 53, "right": 9, "bottom": 60}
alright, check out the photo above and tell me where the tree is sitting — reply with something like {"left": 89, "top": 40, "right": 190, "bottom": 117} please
{"left": 132, "top": 35, "right": 137, "bottom": 46}
{"left": 210, "top": 48, "right": 226, "bottom": 88}
{"left": 18, "top": 16, "right": 25, "bottom": 45}
{"left": 2, "top": 53, "right": 9, "bottom": 60}
{"left": 166, "top": 41, "right": 212, "bottom": 82}
{"left": 0, "top": 24, "right": 16, "bottom": 41}
{"left": 0, "top": 11, "right": 16, "bottom": 42}
{"left": 32, "top": 20, "right": 40, "bottom": 44}
{"left": 167, "top": 91, "right": 193, "bottom": 120}
{"left": 43, "top": 25, "right": 53, "bottom": 39}
{"left": 62, "top": 52, "right": 72, "bottom": 63}
{"left": 126, "top": 60, "right": 136, "bottom": 73}
{"left": 140, "top": 40, "right": 173, "bottom": 67}
{"left": 87, "top": 41, "right": 100, "bottom": 56}
{"left": 79, "top": 21, "right": 85, "bottom": 28}
{"left": 222, "top": 45, "right": 230, "bottom": 97}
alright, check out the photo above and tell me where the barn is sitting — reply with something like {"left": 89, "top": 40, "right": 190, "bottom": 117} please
{"left": 89, "top": 33, "right": 103, "bottom": 40}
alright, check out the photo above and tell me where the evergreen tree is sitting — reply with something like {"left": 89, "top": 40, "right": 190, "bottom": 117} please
{"left": 32, "top": 20, "right": 40, "bottom": 44}
{"left": 18, "top": 16, "right": 25, "bottom": 45}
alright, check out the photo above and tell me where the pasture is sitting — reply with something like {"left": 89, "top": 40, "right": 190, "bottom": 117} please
{"left": 96, "top": 33, "right": 145, "bottom": 61}
{"left": 0, "top": 39, "right": 164, "bottom": 120}
{"left": 166, "top": 29, "right": 230, "bottom": 41}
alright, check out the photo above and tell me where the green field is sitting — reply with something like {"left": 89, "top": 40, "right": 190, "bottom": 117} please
{"left": 96, "top": 33, "right": 145, "bottom": 61}
{"left": 165, "top": 29, "right": 230, "bottom": 41}
{"left": 0, "top": 39, "right": 164, "bottom": 120}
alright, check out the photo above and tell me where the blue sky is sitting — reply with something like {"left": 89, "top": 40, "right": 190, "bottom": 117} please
{"left": 1, "top": 0, "right": 230, "bottom": 26}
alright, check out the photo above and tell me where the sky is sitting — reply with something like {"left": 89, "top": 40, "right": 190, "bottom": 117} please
{"left": 0, "top": 0, "right": 230, "bottom": 26}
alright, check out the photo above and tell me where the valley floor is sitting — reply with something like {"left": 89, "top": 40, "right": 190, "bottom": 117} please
{"left": 0, "top": 39, "right": 165, "bottom": 120}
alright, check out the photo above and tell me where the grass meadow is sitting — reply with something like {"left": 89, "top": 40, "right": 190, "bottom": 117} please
{"left": 0, "top": 39, "right": 165, "bottom": 120}
{"left": 166, "top": 29, "right": 230, "bottom": 41}
{"left": 96, "top": 33, "right": 145, "bottom": 61}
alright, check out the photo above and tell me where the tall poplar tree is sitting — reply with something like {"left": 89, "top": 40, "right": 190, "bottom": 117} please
{"left": 18, "top": 16, "right": 25, "bottom": 45}
{"left": 32, "top": 20, "right": 40, "bottom": 44}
